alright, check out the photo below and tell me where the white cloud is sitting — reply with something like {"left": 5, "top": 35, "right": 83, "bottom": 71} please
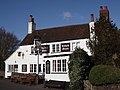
{"left": 63, "top": 12, "right": 73, "bottom": 19}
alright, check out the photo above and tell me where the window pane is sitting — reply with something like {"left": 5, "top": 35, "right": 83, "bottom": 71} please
{"left": 39, "top": 64, "right": 41, "bottom": 72}
{"left": 56, "top": 44, "right": 59, "bottom": 52}
{"left": 72, "top": 42, "right": 76, "bottom": 51}
{"left": 22, "top": 64, "right": 27, "bottom": 72}
{"left": 30, "top": 64, "right": 33, "bottom": 72}
{"left": 53, "top": 60, "right": 56, "bottom": 72}
{"left": 62, "top": 59, "right": 66, "bottom": 72}
{"left": 8, "top": 65, "right": 10, "bottom": 72}
{"left": 31, "top": 46, "right": 34, "bottom": 54}
{"left": 12, "top": 65, "right": 14, "bottom": 72}
{"left": 57, "top": 60, "right": 61, "bottom": 72}
{"left": 18, "top": 52, "right": 21, "bottom": 56}
{"left": 43, "top": 64, "right": 45, "bottom": 73}
{"left": 8, "top": 65, "right": 13, "bottom": 72}
{"left": 52, "top": 44, "right": 55, "bottom": 52}
{"left": 34, "top": 64, "right": 37, "bottom": 72}
{"left": 76, "top": 42, "right": 80, "bottom": 48}
{"left": 14, "top": 65, "right": 18, "bottom": 72}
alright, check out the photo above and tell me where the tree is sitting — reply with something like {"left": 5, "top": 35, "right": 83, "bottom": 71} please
{"left": 88, "top": 15, "right": 120, "bottom": 66}
{"left": 0, "top": 27, "right": 20, "bottom": 70}
{"left": 68, "top": 48, "right": 92, "bottom": 90}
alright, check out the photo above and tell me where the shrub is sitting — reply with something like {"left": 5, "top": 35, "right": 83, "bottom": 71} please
{"left": 89, "top": 65, "right": 120, "bottom": 86}
{"left": 68, "top": 48, "right": 92, "bottom": 90}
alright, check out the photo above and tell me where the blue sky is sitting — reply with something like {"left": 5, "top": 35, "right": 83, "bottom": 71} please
{"left": 0, "top": 0, "right": 119, "bottom": 40}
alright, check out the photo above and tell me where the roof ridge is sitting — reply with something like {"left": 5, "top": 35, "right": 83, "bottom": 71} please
{"left": 36, "top": 23, "right": 89, "bottom": 31}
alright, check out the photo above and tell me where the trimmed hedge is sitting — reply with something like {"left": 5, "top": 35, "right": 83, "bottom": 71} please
{"left": 89, "top": 65, "right": 120, "bottom": 86}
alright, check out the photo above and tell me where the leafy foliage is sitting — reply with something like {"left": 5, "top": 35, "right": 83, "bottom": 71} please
{"left": 0, "top": 27, "right": 20, "bottom": 70}
{"left": 88, "top": 15, "right": 120, "bottom": 66}
{"left": 68, "top": 48, "right": 92, "bottom": 90}
{"left": 89, "top": 65, "right": 120, "bottom": 85}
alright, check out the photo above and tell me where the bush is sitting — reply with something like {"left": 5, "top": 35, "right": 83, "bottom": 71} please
{"left": 68, "top": 48, "right": 92, "bottom": 90}
{"left": 89, "top": 65, "right": 120, "bottom": 86}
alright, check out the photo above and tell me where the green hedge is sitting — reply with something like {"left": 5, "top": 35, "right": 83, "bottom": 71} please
{"left": 89, "top": 65, "right": 120, "bottom": 86}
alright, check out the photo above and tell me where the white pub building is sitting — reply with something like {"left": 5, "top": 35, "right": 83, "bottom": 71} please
{"left": 5, "top": 6, "right": 109, "bottom": 82}
{"left": 4, "top": 15, "right": 94, "bottom": 82}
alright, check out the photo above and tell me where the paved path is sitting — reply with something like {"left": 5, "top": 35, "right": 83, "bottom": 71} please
{"left": 0, "top": 79, "right": 61, "bottom": 90}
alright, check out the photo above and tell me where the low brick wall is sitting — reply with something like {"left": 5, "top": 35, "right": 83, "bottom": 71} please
{"left": 92, "top": 84, "right": 120, "bottom": 90}
{"left": 84, "top": 80, "right": 120, "bottom": 90}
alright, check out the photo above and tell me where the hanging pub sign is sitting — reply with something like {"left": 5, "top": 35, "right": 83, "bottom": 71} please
{"left": 41, "top": 45, "right": 50, "bottom": 53}
{"left": 61, "top": 43, "right": 70, "bottom": 52}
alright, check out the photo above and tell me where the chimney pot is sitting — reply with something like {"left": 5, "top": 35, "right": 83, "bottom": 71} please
{"left": 104, "top": 6, "right": 108, "bottom": 10}
{"left": 30, "top": 15, "right": 33, "bottom": 17}
{"left": 90, "top": 14, "right": 94, "bottom": 22}
{"left": 30, "top": 15, "right": 33, "bottom": 22}
{"left": 100, "top": 6, "right": 103, "bottom": 10}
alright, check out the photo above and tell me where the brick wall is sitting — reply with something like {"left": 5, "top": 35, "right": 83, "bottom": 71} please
{"left": 84, "top": 80, "right": 120, "bottom": 90}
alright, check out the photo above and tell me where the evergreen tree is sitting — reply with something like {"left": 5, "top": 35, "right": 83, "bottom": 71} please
{"left": 68, "top": 48, "right": 92, "bottom": 90}
{"left": 88, "top": 15, "right": 120, "bottom": 66}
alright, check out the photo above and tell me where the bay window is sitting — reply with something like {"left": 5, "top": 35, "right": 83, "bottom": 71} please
{"left": 52, "top": 59, "right": 67, "bottom": 73}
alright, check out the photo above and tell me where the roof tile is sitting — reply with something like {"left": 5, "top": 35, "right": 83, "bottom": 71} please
{"left": 20, "top": 24, "right": 90, "bottom": 45}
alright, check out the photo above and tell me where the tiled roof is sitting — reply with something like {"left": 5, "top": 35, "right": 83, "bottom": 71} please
{"left": 20, "top": 24, "right": 90, "bottom": 46}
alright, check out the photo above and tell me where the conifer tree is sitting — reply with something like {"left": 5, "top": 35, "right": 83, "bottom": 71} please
{"left": 68, "top": 48, "right": 92, "bottom": 90}
{"left": 88, "top": 7, "right": 120, "bottom": 66}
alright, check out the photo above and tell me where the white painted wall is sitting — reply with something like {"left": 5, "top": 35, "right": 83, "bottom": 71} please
{"left": 5, "top": 45, "right": 44, "bottom": 78}
{"left": 28, "top": 22, "right": 36, "bottom": 34}
{"left": 89, "top": 21, "right": 95, "bottom": 40}
{"left": 5, "top": 38, "right": 91, "bottom": 82}
{"left": 44, "top": 55, "right": 69, "bottom": 82}
{"left": 44, "top": 39, "right": 90, "bottom": 82}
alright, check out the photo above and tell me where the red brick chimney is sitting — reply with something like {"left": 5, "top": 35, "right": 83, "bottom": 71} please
{"left": 99, "top": 6, "right": 109, "bottom": 20}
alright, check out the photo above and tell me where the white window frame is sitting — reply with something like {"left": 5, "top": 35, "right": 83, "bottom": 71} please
{"left": 8, "top": 65, "right": 14, "bottom": 72}
{"left": 72, "top": 42, "right": 76, "bottom": 51}
{"left": 14, "top": 65, "right": 18, "bottom": 72}
{"left": 34, "top": 64, "right": 37, "bottom": 72}
{"left": 76, "top": 42, "right": 80, "bottom": 48}
{"left": 52, "top": 60, "right": 56, "bottom": 72}
{"left": 52, "top": 59, "right": 67, "bottom": 73}
{"left": 56, "top": 44, "right": 60, "bottom": 52}
{"left": 62, "top": 59, "right": 66, "bottom": 72}
{"left": 30, "top": 64, "right": 33, "bottom": 72}
{"left": 52, "top": 44, "right": 55, "bottom": 52}
{"left": 57, "top": 60, "right": 61, "bottom": 72}
{"left": 22, "top": 64, "right": 27, "bottom": 72}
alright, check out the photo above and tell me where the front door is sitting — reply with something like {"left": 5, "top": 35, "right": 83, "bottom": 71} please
{"left": 46, "top": 60, "right": 50, "bottom": 74}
